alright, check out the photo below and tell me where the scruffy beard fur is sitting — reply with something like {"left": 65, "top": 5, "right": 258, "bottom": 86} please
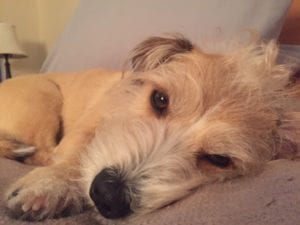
{"left": 1, "top": 35, "right": 299, "bottom": 223}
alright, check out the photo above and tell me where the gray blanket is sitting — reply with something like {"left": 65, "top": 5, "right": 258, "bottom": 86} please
{"left": 0, "top": 158, "right": 300, "bottom": 225}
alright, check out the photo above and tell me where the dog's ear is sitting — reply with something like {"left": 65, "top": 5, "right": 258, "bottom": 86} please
{"left": 276, "top": 112, "right": 300, "bottom": 159}
{"left": 275, "top": 79, "right": 300, "bottom": 159}
{"left": 130, "top": 35, "right": 193, "bottom": 72}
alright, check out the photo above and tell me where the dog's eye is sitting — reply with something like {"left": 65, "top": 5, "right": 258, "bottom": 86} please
{"left": 150, "top": 90, "right": 169, "bottom": 116}
{"left": 198, "top": 154, "right": 232, "bottom": 168}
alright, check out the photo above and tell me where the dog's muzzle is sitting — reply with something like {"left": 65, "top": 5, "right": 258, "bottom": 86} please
{"left": 89, "top": 167, "right": 132, "bottom": 219}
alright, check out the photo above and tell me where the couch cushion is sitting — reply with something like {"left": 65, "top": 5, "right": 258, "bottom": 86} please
{"left": 1, "top": 158, "right": 300, "bottom": 225}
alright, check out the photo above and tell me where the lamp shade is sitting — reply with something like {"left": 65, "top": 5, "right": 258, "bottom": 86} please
{"left": 0, "top": 23, "right": 27, "bottom": 58}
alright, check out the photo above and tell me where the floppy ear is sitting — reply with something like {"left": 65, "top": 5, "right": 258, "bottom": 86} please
{"left": 274, "top": 75, "right": 300, "bottom": 158}
{"left": 130, "top": 35, "right": 193, "bottom": 72}
{"left": 276, "top": 112, "right": 300, "bottom": 159}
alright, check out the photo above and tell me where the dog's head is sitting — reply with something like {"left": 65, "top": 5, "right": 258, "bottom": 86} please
{"left": 81, "top": 35, "right": 299, "bottom": 221}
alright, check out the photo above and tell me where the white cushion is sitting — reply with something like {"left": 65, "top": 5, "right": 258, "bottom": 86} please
{"left": 41, "top": 0, "right": 292, "bottom": 72}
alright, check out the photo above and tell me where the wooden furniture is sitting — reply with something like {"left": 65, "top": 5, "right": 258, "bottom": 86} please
{"left": 280, "top": 0, "right": 300, "bottom": 44}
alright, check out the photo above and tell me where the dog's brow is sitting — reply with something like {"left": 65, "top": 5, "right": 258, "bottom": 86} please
{"left": 131, "top": 79, "right": 145, "bottom": 86}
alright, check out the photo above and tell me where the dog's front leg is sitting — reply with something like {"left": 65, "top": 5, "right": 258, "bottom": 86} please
{"left": 4, "top": 127, "right": 96, "bottom": 221}
{"left": 4, "top": 163, "right": 84, "bottom": 220}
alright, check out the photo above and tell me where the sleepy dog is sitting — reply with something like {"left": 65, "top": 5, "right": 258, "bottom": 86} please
{"left": 0, "top": 35, "right": 299, "bottom": 222}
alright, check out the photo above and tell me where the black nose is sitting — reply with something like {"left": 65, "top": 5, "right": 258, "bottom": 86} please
{"left": 89, "top": 167, "right": 132, "bottom": 219}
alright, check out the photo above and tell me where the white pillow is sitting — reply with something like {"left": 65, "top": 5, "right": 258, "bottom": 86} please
{"left": 41, "top": 0, "right": 292, "bottom": 72}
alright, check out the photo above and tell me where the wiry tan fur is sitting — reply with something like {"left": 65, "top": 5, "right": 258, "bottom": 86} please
{"left": 0, "top": 35, "right": 299, "bottom": 223}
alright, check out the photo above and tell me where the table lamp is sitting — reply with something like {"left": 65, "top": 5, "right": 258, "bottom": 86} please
{"left": 0, "top": 23, "right": 27, "bottom": 81}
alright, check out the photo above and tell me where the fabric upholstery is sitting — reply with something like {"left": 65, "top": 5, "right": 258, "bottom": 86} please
{"left": 1, "top": 158, "right": 300, "bottom": 225}
{"left": 41, "top": 0, "right": 292, "bottom": 72}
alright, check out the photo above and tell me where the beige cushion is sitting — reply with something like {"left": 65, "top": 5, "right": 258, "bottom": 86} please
{"left": 1, "top": 158, "right": 300, "bottom": 225}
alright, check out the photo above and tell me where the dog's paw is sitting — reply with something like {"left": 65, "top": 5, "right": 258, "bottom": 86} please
{"left": 5, "top": 166, "right": 85, "bottom": 221}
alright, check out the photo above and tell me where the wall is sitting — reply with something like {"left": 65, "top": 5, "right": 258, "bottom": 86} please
{"left": 37, "top": 0, "right": 80, "bottom": 53}
{"left": 0, "top": 0, "right": 79, "bottom": 75}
